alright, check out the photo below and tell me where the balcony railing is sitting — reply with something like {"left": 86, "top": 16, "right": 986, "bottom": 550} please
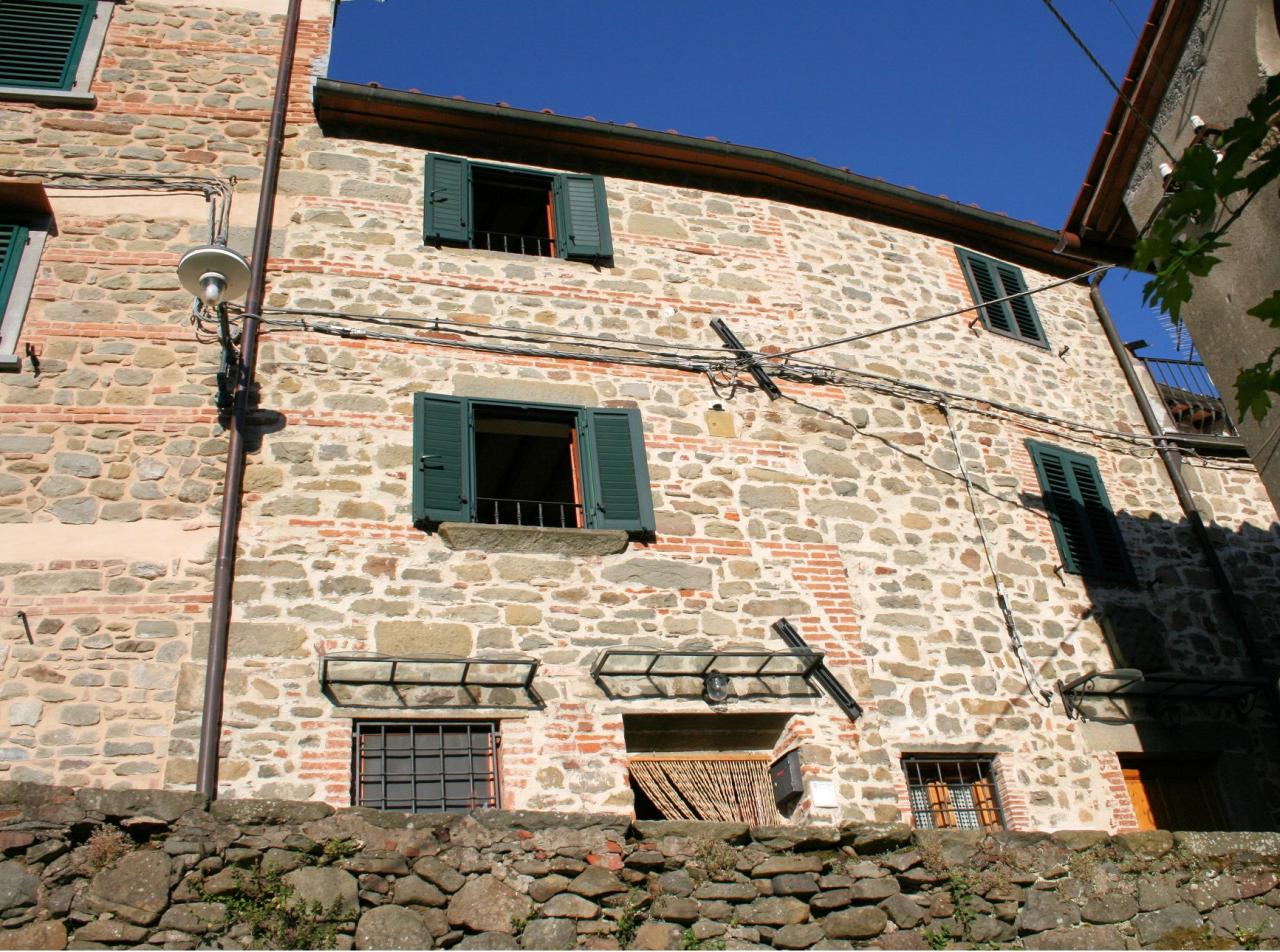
{"left": 474, "top": 230, "right": 555, "bottom": 258}
{"left": 476, "top": 497, "right": 583, "bottom": 529}
{"left": 1137, "top": 356, "right": 1239, "bottom": 438}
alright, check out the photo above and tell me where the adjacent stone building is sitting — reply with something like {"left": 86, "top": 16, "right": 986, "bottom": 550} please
{"left": 1062, "top": 0, "right": 1280, "bottom": 513}
{"left": 0, "top": 0, "right": 1277, "bottom": 835}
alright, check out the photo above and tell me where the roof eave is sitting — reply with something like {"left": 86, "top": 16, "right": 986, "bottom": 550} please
{"left": 314, "top": 78, "right": 1097, "bottom": 277}
{"left": 1060, "top": 0, "right": 1201, "bottom": 258}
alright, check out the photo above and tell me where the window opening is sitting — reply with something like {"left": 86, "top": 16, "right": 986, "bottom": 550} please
{"left": 903, "top": 756, "right": 1004, "bottom": 830}
{"left": 471, "top": 167, "right": 555, "bottom": 258}
{"left": 472, "top": 404, "right": 583, "bottom": 528}
{"left": 623, "top": 713, "right": 788, "bottom": 824}
{"left": 353, "top": 721, "right": 499, "bottom": 813}
{"left": 1119, "top": 755, "right": 1225, "bottom": 831}
{"left": 628, "top": 755, "right": 780, "bottom": 825}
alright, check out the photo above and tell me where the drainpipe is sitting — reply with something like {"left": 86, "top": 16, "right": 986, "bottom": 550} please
{"left": 197, "top": 0, "right": 304, "bottom": 798}
{"left": 1088, "top": 276, "right": 1280, "bottom": 721}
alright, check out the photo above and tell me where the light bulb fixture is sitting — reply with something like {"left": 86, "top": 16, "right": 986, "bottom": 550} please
{"left": 177, "top": 243, "right": 251, "bottom": 306}
{"left": 703, "top": 671, "right": 731, "bottom": 703}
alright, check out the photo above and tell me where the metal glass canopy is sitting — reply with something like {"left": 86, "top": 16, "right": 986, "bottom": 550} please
{"left": 590, "top": 648, "right": 824, "bottom": 701}
{"left": 319, "top": 654, "right": 542, "bottom": 709}
{"left": 1057, "top": 669, "right": 1268, "bottom": 721}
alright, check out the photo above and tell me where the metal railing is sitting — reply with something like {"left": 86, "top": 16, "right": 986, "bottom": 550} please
{"left": 1137, "top": 356, "right": 1239, "bottom": 438}
{"left": 474, "top": 230, "right": 555, "bottom": 258}
{"left": 476, "top": 497, "right": 583, "bottom": 529}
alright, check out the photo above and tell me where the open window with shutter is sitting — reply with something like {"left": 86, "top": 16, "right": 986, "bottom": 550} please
{"left": 1028, "top": 440, "right": 1134, "bottom": 583}
{"left": 412, "top": 394, "right": 654, "bottom": 534}
{"left": 956, "top": 247, "right": 1048, "bottom": 347}
{"left": 424, "top": 155, "right": 612, "bottom": 262}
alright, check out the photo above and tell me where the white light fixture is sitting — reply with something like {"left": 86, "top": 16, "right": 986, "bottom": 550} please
{"left": 177, "top": 244, "right": 251, "bottom": 306}
{"left": 703, "top": 671, "right": 731, "bottom": 703}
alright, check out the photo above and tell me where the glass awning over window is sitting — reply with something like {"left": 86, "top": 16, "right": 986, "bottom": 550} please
{"left": 1057, "top": 669, "right": 1268, "bottom": 721}
{"left": 319, "top": 654, "right": 542, "bottom": 709}
{"left": 590, "top": 648, "right": 824, "bottom": 701}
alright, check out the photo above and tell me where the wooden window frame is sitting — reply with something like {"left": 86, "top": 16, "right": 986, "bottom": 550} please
{"left": 903, "top": 755, "right": 1006, "bottom": 831}
{"left": 412, "top": 394, "right": 655, "bottom": 534}
{"left": 955, "top": 247, "right": 1049, "bottom": 348}
{"left": 424, "top": 155, "right": 613, "bottom": 263}
{"left": 0, "top": 217, "right": 49, "bottom": 373}
{"left": 0, "top": 0, "right": 117, "bottom": 105}
{"left": 1027, "top": 440, "right": 1135, "bottom": 583}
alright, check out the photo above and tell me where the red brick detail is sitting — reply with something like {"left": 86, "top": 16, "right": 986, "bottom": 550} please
{"left": 1097, "top": 751, "right": 1141, "bottom": 833}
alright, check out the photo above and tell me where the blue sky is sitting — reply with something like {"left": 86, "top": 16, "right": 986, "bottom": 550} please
{"left": 328, "top": 0, "right": 1187, "bottom": 359}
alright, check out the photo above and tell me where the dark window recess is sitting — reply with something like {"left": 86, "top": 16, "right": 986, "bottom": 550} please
{"left": 412, "top": 394, "right": 655, "bottom": 534}
{"left": 424, "top": 154, "right": 613, "bottom": 262}
{"left": 471, "top": 167, "right": 555, "bottom": 258}
{"left": 353, "top": 721, "right": 500, "bottom": 813}
{"left": 473, "top": 405, "right": 582, "bottom": 528}
{"left": 0, "top": 0, "right": 95, "bottom": 90}
{"left": 1028, "top": 440, "right": 1134, "bottom": 583}
{"left": 955, "top": 247, "right": 1048, "bottom": 347}
{"left": 904, "top": 756, "right": 1005, "bottom": 831}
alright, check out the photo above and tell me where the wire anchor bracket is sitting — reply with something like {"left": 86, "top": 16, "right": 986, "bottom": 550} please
{"left": 710, "top": 318, "right": 783, "bottom": 401}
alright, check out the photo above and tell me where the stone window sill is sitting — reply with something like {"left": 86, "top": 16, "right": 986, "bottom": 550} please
{"left": 0, "top": 88, "right": 95, "bottom": 108}
{"left": 437, "top": 522, "right": 629, "bottom": 556}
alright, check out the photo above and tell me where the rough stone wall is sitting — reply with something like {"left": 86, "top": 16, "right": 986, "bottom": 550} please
{"left": 199, "top": 111, "right": 1280, "bottom": 825}
{"left": 0, "top": 783, "right": 1279, "bottom": 951}
{"left": 0, "top": 0, "right": 1276, "bottom": 835}
{"left": 0, "top": 0, "right": 329, "bottom": 788}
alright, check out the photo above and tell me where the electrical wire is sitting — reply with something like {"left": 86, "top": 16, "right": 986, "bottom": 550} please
{"left": 1, "top": 167, "right": 234, "bottom": 242}
{"left": 1039, "top": 0, "right": 1177, "bottom": 162}
{"left": 942, "top": 404, "right": 1054, "bottom": 707}
{"left": 761, "top": 265, "right": 1111, "bottom": 363}
{"left": 243, "top": 298, "right": 1180, "bottom": 456}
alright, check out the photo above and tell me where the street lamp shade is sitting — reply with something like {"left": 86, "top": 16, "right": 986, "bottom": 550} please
{"left": 177, "top": 244, "right": 251, "bottom": 305}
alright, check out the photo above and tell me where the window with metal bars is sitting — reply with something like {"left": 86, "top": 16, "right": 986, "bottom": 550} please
{"left": 903, "top": 756, "right": 1005, "bottom": 830}
{"left": 424, "top": 155, "right": 613, "bottom": 262}
{"left": 353, "top": 721, "right": 500, "bottom": 813}
{"left": 1027, "top": 440, "right": 1134, "bottom": 583}
{"left": 955, "top": 247, "right": 1048, "bottom": 347}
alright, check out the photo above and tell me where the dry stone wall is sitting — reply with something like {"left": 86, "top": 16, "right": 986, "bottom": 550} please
{"left": 0, "top": 783, "right": 1278, "bottom": 951}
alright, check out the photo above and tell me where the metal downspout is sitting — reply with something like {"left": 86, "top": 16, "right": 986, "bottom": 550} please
{"left": 1088, "top": 277, "right": 1280, "bottom": 721}
{"left": 197, "top": 0, "right": 304, "bottom": 798}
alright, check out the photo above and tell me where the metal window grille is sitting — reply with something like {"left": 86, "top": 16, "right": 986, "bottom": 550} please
{"left": 474, "top": 230, "right": 555, "bottom": 258}
{"left": 903, "top": 756, "right": 1004, "bottom": 831}
{"left": 475, "top": 496, "right": 583, "bottom": 528}
{"left": 353, "top": 721, "right": 500, "bottom": 813}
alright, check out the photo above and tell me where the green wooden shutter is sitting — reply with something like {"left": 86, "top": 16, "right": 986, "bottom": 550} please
{"left": 0, "top": 0, "right": 95, "bottom": 90}
{"left": 1028, "top": 441, "right": 1132, "bottom": 582}
{"left": 581, "top": 407, "right": 653, "bottom": 533}
{"left": 956, "top": 248, "right": 1048, "bottom": 346}
{"left": 423, "top": 155, "right": 471, "bottom": 246}
{"left": 0, "top": 224, "right": 29, "bottom": 318}
{"left": 412, "top": 393, "right": 472, "bottom": 525}
{"left": 994, "top": 262, "right": 1046, "bottom": 345}
{"left": 554, "top": 174, "right": 613, "bottom": 261}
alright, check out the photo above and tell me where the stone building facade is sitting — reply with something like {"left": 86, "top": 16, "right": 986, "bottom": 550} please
{"left": 0, "top": 0, "right": 1277, "bottom": 835}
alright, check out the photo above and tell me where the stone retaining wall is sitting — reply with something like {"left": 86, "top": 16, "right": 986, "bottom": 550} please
{"left": 0, "top": 783, "right": 1277, "bottom": 950}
